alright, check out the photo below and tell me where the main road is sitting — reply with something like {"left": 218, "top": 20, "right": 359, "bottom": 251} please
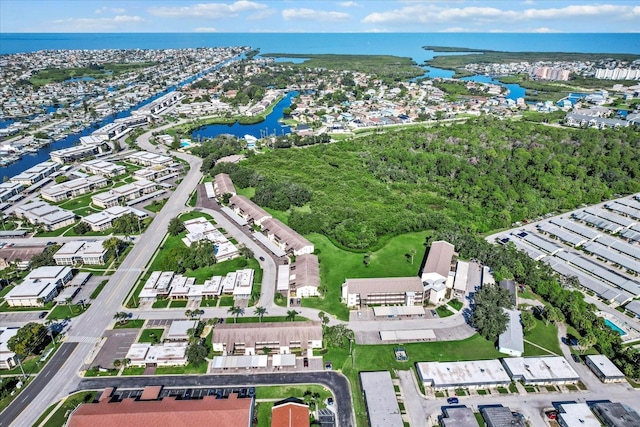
{"left": 3, "top": 129, "right": 208, "bottom": 426}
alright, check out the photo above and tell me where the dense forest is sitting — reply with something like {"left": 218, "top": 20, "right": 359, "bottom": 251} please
{"left": 205, "top": 118, "right": 639, "bottom": 250}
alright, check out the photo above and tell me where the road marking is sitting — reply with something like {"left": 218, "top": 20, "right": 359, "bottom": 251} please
{"left": 66, "top": 336, "right": 101, "bottom": 344}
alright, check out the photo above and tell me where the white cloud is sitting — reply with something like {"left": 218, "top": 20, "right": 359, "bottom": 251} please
{"left": 193, "top": 27, "right": 217, "bottom": 32}
{"left": 51, "top": 15, "right": 145, "bottom": 31}
{"left": 95, "top": 7, "right": 126, "bottom": 15}
{"left": 532, "top": 27, "right": 560, "bottom": 33}
{"left": 149, "top": 1, "right": 267, "bottom": 19}
{"left": 362, "top": 3, "right": 640, "bottom": 26}
{"left": 282, "top": 8, "right": 351, "bottom": 22}
{"left": 247, "top": 8, "right": 276, "bottom": 20}
{"left": 338, "top": 1, "right": 359, "bottom": 7}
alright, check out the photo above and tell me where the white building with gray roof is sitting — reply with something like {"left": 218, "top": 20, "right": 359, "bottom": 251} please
{"left": 359, "top": 371, "right": 403, "bottom": 427}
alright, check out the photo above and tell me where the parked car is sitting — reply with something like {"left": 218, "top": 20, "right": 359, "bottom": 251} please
{"left": 259, "top": 256, "right": 265, "bottom": 261}
{"left": 39, "top": 311, "right": 48, "bottom": 319}
{"left": 447, "top": 397, "right": 459, "bottom": 404}
{"left": 546, "top": 411, "right": 558, "bottom": 420}
{"left": 572, "top": 354, "right": 581, "bottom": 363}
{"left": 327, "top": 397, "right": 334, "bottom": 406}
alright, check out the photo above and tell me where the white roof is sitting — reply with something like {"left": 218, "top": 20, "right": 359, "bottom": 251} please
{"left": 373, "top": 306, "right": 425, "bottom": 317}
{"left": 501, "top": 356, "right": 579, "bottom": 382}
{"left": 558, "top": 403, "right": 600, "bottom": 427}
{"left": 272, "top": 353, "right": 296, "bottom": 367}
{"left": 166, "top": 320, "right": 197, "bottom": 340}
{"left": 585, "top": 354, "right": 625, "bottom": 378}
{"left": 277, "top": 264, "right": 291, "bottom": 291}
{"left": 380, "top": 329, "right": 435, "bottom": 341}
{"left": 360, "top": 372, "right": 404, "bottom": 427}
{"left": 211, "top": 355, "right": 268, "bottom": 369}
{"left": 417, "top": 360, "right": 511, "bottom": 387}
{"left": 498, "top": 309, "right": 524, "bottom": 355}
{"left": 26, "top": 265, "right": 71, "bottom": 281}
{"left": 0, "top": 327, "right": 19, "bottom": 358}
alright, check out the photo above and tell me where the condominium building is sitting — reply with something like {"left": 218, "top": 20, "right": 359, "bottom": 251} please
{"left": 82, "top": 159, "right": 126, "bottom": 177}
{"left": 41, "top": 175, "right": 108, "bottom": 202}
{"left": 0, "top": 182, "right": 24, "bottom": 202}
{"left": 3, "top": 266, "right": 73, "bottom": 307}
{"left": 50, "top": 144, "right": 104, "bottom": 164}
{"left": 342, "top": 277, "right": 424, "bottom": 307}
{"left": 92, "top": 179, "right": 156, "bottom": 208}
{"left": 14, "top": 200, "right": 75, "bottom": 231}
{"left": 128, "top": 151, "right": 173, "bottom": 167}
{"left": 10, "top": 161, "right": 59, "bottom": 185}
{"left": 82, "top": 206, "right": 147, "bottom": 232}
{"left": 214, "top": 173, "right": 236, "bottom": 198}
{"left": 212, "top": 321, "right": 322, "bottom": 355}
{"left": 53, "top": 240, "right": 108, "bottom": 265}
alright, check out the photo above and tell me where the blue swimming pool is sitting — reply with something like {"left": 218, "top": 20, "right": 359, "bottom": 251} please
{"left": 604, "top": 319, "right": 626, "bottom": 336}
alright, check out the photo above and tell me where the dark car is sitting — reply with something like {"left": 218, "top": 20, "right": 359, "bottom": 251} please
{"left": 447, "top": 397, "right": 459, "bottom": 404}
{"left": 259, "top": 256, "right": 265, "bottom": 261}
{"left": 39, "top": 311, "right": 48, "bottom": 319}
{"left": 571, "top": 354, "right": 581, "bottom": 363}
{"left": 303, "top": 357, "right": 309, "bottom": 367}
{"left": 327, "top": 397, "right": 334, "bottom": 406}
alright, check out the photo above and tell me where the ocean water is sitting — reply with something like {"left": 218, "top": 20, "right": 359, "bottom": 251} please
{"left": 2, "top": 33, "right": 639, "bottom": 57}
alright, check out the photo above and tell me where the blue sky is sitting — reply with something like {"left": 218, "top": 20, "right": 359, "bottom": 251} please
{"left": 1, "top": 1, "right": 639, "bottom": 33}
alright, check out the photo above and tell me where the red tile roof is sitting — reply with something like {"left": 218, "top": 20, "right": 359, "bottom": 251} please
{"left": 271, "top": 402, "right": 310, "bottom": 427}
{"left": 69, "top": 393, "right": 252, "bottom": 427}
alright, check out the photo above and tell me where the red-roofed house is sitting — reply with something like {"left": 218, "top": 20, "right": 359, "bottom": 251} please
{"left": 68, "top": 387, "right": 253, "bottom": 427}
{"left": 271, "top": 398, "right": 310, "bottom": 427}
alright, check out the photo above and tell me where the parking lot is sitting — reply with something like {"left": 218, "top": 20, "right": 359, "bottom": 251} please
{"left": 113, "top": 386, "right": 256, "bottom": 401}
{"left": 91, "top": 329, "right": 139, "bottom": 369}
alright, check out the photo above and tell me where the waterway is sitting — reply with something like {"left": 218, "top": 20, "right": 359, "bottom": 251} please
{"left": 191, "top": 91, "right": 298, "bottom": 141}
{"left": 0, "top": 56, "right": 241, "bottom": 179}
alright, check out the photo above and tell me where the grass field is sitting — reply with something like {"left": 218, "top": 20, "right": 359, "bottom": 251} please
{"left": 90, "top": 280, "right": 109, "bottom": 299}
{"left": 47, "top": 303, "right": 89, "bottom": 320}
{"left": 138, "top": 328, "right": 164, "bottom": 343}
{"left": 113, "top": 319, "right": 144, "bottom": 329}
{"left": 35, "top": 391, "right": 96, "bottom": 427}
{"left": 232, "top": 316, "right": 309, "bottom": 324}
{"left": 302, "top": 231, "right": 428, "bottom": 320}
{"left": 524, "top": 318, "right": 561, "bottom": 356}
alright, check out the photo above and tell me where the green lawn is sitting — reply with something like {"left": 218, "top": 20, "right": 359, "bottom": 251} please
{"left": 0, "top": 300, "right": 55, "bottom": 312}
{"left": 200, "top": 298, "right": 219, "bottom": 307}
{"left": 113, "top": 319, "right": 144, "bottom": 329}
{"left": 155, "top": 362, "right": 208, "bottom": 375}
{"left": 152, "top": 299, "right": 170, "bottom": 308}
{"left": 448, "top": 299, "right": 463, "bottom": 311}
{"left": 255, "top": 402, "right": 273, "bottom": 427}
{"left": 35, "top": 391, "right": 96, "bottom": 427}
{"left": 138, "top": 328, "right": 164, "bottom": 343}
{"left": 436, "top": 306, "right": 454, "bottom": 318}
{"left": 187, "top": 191, "right": 198, "bottom": 207}
{"left": 122, "top": 366, "right": 146, "bottom": 376}
{"left": 0, "top": 285, "right": 15, "bottom": 298}
{"left": 257, "top": 384, "right": 331, "bottom": 399}
{"left": 144, "top": 199, "right": 167, "bottom": 213}
{"left": 302, "top": 232, "right": 428, "bottom": 321}
{"left": 185, "top": 257, "right": 260, "bottom": 284}
{"left": 232, "top": 316, "right": 309, "bottom": 324}
{"left": 170, "top": 300, "right": 188, "bottom": 308}
{"left": 219, "top": 296, "right": 235, "bottom": 306}
{"left": 90, "top": 280, "right": 109, "bottom": 299}
{"left": 524, "top": 318, "right": 561, "bottom": 356}
{"left": 179, "top": 211, "right": 214, "bottom": 222}
{"left": 47, "top": 303, "right": 90, "bottom": 320}
{"left": 235, "top": 187, "right": 255, "bottom": 198}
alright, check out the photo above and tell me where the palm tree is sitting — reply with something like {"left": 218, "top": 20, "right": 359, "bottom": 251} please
{"left": 409, "top": 248, "right": 416, "bottom": 265}
{"left": 254, "top": 306, "right": 267, "bottom": 323}
{"left": 185, "top": 309, "right": 192, "bottom": 319}
{"left": 65, "top": 297, "right": 74, "bottom": 316}
{"left": 44, "top": 319, "right": 55, "bottom": 344}
{"left": 286, "top": 310, "right": 299, "bottom": 322}
{"left": 228, "top": 306, "right": 244, "bottom": 323}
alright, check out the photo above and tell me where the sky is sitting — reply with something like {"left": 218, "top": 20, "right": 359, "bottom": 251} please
{"left": 1, "top": 0, "right": 639, "bottom": 33}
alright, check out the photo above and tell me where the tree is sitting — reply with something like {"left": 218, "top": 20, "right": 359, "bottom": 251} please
{"left": 544, "top": 305, "right": 565, "bottom": 326}
{"left": 520, "top": 310, "right": 536, "bottom": 333}
{"left": 168, "top": 217, "right": 185, "bottom": 236}
{"left": 262, "top": 346, "right": 270, "bottom": 355}
{"left": 113, "top": 359, "right": 122, "bottom": 369}
{"left": 228, "top": 306, "right": 244, "bottom": 323}
{"left": 7, "top": 322, "right": 47, "bottom": 356}
{"left": 318, "top": 311, "right": 329, "bottom": 326}
{"left": 186, "top": 343, "right": 207, "bottom": 365}
{"left": 104, "top": 237, "right": 126, "bottom": 261}
{"left": 409, "top": 248, "right": 416, "bottom": 265}
{"left": 65, "top": 297, "right": 74, "bottom": 316}
{"left": 185, "top": 309, "right": 192, "bottom": 319}
{"left": 324, "top": 324, "right": 354, "bottom": 348}
{"left": 470, "top": 285, "right": 513, "bottom": 341}
{"left": 239, "top": 245, "right": 254, "bottom": 260}
{"left": 254, "top": 306, "right": 267, "bottom": 322}
{"left": 578, "top": 331, "right": 597, "bottom": 354}
{"left": 73, "top": 221, "right": 91, "bottom": 235}
{"left": 286, "top": 310, "right": 299, "bottom": 322}
{"left": 113, "top": 312, "right": 128, "bottom": 324}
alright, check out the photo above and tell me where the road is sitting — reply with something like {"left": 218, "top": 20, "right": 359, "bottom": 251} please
{"left": 77, "top": 372, "right": 354, "bottom": 427}
{"left": 3, "top": 128, "right": 204, "bottom": 426}
{"left": 0, "top": 343, "right": 78, "bottom": 427}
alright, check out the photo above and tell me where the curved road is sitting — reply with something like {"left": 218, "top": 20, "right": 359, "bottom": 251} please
{"left": 78, "top": 372, "right": 353, "bottom": 427}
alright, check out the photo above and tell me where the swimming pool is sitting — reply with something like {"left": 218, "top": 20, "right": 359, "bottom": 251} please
{"left": 604, "top": 319, "right": 626, "bottom": 336}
